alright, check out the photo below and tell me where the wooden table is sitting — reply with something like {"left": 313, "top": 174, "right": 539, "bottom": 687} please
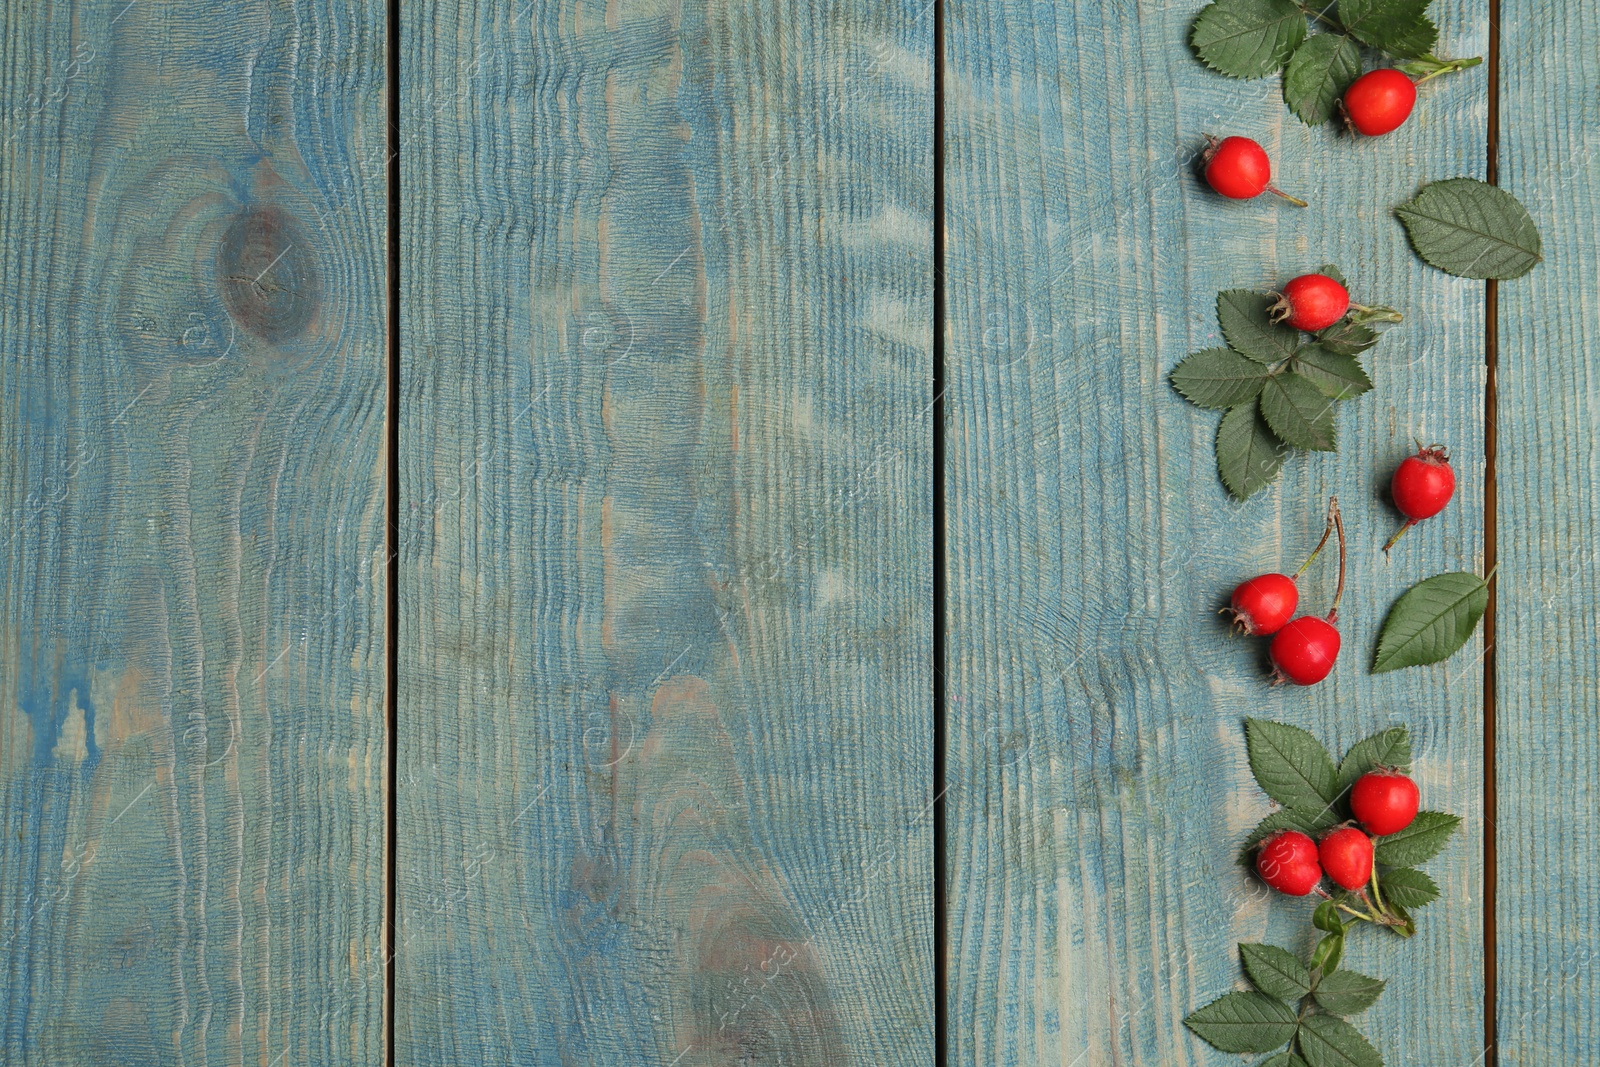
{"left": 0, "top": 1, "right": 1589, "bottom": 1064}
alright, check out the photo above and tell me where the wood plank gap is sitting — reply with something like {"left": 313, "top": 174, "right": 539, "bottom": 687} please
{"left": 1483, "top": 0, "right": 1501, "bottom": 1061}
{"left": 384, "top": 0, "right": 400, "bottom": 1061}
{"left": 933, "top": 0, "right": 948, "bottom": 1062}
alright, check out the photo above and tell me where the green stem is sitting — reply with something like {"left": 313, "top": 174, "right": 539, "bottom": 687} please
{"left": 1382, "top": 519, "right": 1415, "bottom": 555}
{"left": 1368, "top": 868, "right": 1387, "bottom": 914}
{"left": 1336, "top": 902, "right": 1379, "bottom": 924}
{"left": 1298, "top": 2, "right": 1342, "bottom": 30}
{"left": 1416, "top": 55, "right": 1484, "bottom": 84}
{"left": 1293, "top": 497, "right": 1340, "bottom": 579}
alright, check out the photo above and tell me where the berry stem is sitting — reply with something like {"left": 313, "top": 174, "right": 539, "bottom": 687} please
{"left": 1414, "top": 55, "right": 1484, "bottom": 84}
{"left": 1335, "top": 902, "right": 1378, "bottom": 924}
{"left": 1266, "top": 184, "right": 1309, "bottom": 209}
{"left": 1348, "top": 302, "right": 1404, "bottom": 324}
{"left": 1382, "top": 519, "right": 1416, "bottom": 555}
{"left": 1368, "top": 867, "right": 1388, "bottom": 914}
{"left": 1326, "top": 496, "right": 1347, "bottom": 621}
{"left": 1292, "top": 497, "right": 1340, "bottom": 579}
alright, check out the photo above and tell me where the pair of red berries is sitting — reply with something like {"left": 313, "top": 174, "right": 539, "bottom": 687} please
{"left": 1256, "top": 770, "right": 1421, "bottom": 896}
{"left": 1203, "top": 73, "right": 1417, "bottom": 205}
{"left": 1227, "top": 498, "right": 1346, "bottom": 686}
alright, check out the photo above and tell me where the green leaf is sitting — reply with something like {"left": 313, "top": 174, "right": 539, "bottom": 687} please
{"left": 1283, "top": 34, "right": 1361, "bottom": 125}
{"left": 1172, "top": 347, "right": 1275, "bottom": 409}
{"left": 1260, "top": 372, "right": 1338, "bottom": 451}
{"left": 1246, "top": 718, "right": 1340, "bottom": 814}
{"left": 1191, "top": 0, "right": 1309, "bottom": 79}
{"left": 1337, "top": 726, "right": 1413, "bottom": 792}
{"left": 1373, "top": 810, "right": 1461, "bottom": 866}
{"left": 1313, "top": 900, "right": 1345, "bottom": 935}
{"left": 1396, "top": 178, "right": 1544, "bottom": 280}
{"left": 1218, "top": 289, "right": 1302, "bottom": 363}
{"left": 1373, "top": 572, "right": 1489, "bottom": 673}
{"left": 1291, "top": 345, "right": 1373, "bottom": 401}
{"left": 1260, "top": 1056, "right": 1312, "bottom": 1067}
{"left": 1337, "top": 0, "right": 1437, "bottom": 58}
{"left": 1313, "top": 969, "right": 1386, "bottom": 1015}
{"left": 1315, "top": 319, "right": 1379, "bottom": 357}
{"left": 1316, "top": 264, "right": 1347, "bottom": 286}
{"left": 1217, "top": 401, "right": 1287, "bottom": 500}
{"left": 1379, "top": 867, "right": 1440, "bottom": 908}
{"left": 1241, "top": 943, "right": 1315, "bottom": 1001}
{"left": 1185, "top": 991, "right": 1300, "bottom": 1054}
{"left": 1386, "top": 899, "right": 1417, "bottom": 938}
{"left": 1298, "top": 1013, "right": 1383, "bottom": 1067}
{"left": 1309, "top": 930, "right": 1344, "bottom": 975}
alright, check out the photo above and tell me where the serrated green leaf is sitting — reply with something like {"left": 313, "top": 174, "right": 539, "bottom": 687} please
{"left": 1313, "top": 969, "right": 1386, "bottom": 1015}
{"left": 1315, "top": 319, "right": 1380, "bottom": 356}
{"left": 1373, "top": 810, "right": 1460, "bottom": 866}
{"left": 1396, "top": 178, "right": 1543, "bottom": 280}
{"left": 1338, "top": 0, "right": 1437, "bottom": 58}
{"left": 1373, "top": 572, "right": 1489, "bottom": 672}
{"left": 1283, "top": 34, "right": 1362, "bottom": 125}
{"left": 1246, "top": 718, "right": 1340, "bottom": 814}
{"left": 1337, "top": 727, "right": 1412, "bottom": 792}
{"left": 1379, "top": 867, "right": 1440, "bottom": 908}
{"left": 1291, "top": 345, "right": 1373, "bottom": 401}
{"left": 1241, "top": 943, "right": 1315, "bottom": 1001}
{"left": 1218, "top": 289, "right": 1302, "bottom": 363}
{"left": 1185, "top": 991, "right": 1300, "bottom": 1054}
{"left": 1316, "top": 264, "right": 1348, "bottom": 286}
{"left": 1172, "top": 347, "right": 1275, "bottom": 409}
{"left": 1217, "top": 401, "right": 1287, "bottom": 500}
{"left": 1260, "top": 1055, "right": 1312, "bottom": 1067}
{"left": 1191, "top": 0, "right": 1309, "bottom": 79}
{"left": 1309, "top": 930, "right": 1344, "bottom": 975}
{"left": 1299, "top": 1013, "right": 1383, "bottom": 1067}
{"left": 1260, "top": 372, "right": 1338, "bottom": 451}
{"left": 1385, "top": 899, "right": 1417, "bottom": 938}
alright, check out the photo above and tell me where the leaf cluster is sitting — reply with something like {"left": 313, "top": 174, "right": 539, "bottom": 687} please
{"left": 1186, "top": 938, "right": 1387, "bottom": 1064}
{"left": 1171, "top": 267, "right": 1390, "bottom": 501}
{"left": 1189, "top": 719, "right": 1463, "bottom": 1063}
{"left": 1239, "top": 720, "right": 1456, "bottom": 938}
{"left": 1190, "top": 0, "right": 1469, "bottom": 125}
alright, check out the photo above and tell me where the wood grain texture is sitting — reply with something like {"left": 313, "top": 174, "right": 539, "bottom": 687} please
{"left": 0, "top": 1, "right": 389, "bottom": 1064}
{"left": 943, "top": 3, "right": 1489, "bottom": 1063}
{"left": 1495, "top": 3, "right": 1600, "bottom": 1062}
{"left": 396, "top": 1, "right": 931, "bottom": 1063}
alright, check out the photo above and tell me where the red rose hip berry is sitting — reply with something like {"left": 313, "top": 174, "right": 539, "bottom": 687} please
{"left": 1202, "top": 135, "right": 1307, "bottom": 206}
{"left": 1343, "top": 69, "right": 1418, "bottom": 136}
{"left": 1319, "top": 826, "right": 1375, "bottom": 891}
{"left": 1256, "top": 830, "right": 1323, "bottom": 896}
{"left": 1271, "top": 273, "right": 1351, "bottom": 332}
{"left": 1384, "top": 445, "right": 1456, "bottom": 552}
{"left": 1269, "top": 616, "right": 1341, "bottom": 686}
{"left": 1256, "top": 830, "right": 1324, "bottom": 896}
{"left": 1226, "top": 573, "right": 1299, "bottom": 636}
{"left": 1350, "top": 771, "right": 1421, "bottom": 836}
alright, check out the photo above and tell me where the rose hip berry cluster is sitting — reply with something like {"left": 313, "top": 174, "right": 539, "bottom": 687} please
{"left": 1225, "top": 496, "right": 1347, "bottom": 686}
{"left": 1256, "top": 770, "right": 1421, "bottom": 899}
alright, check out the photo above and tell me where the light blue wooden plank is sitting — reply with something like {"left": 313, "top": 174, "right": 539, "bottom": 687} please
{"left": 944, "top": 3, "right": 1488, "bottom": 1063}
{"left": 0, "top": 2, "right": 389, "bottom": 1063}
{"left": 396, "top": 1, "right": 932, "bottom": 1063}
{"left": 1496, "top": 4, "right": 1600, "bottom": 1062}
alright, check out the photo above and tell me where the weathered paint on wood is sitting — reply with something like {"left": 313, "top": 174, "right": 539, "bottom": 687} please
{"left": 1495, "top": 4, "right": 1600, "bottom": 1063}
{"left": 0, "top": 1, "right": 389, "bottom": 1064}
{"left": 943, "top": 2, "right": 1488, "bottom": 1063}
{"left": 396, "top": 1, "right": 932, "bottom": 1063}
